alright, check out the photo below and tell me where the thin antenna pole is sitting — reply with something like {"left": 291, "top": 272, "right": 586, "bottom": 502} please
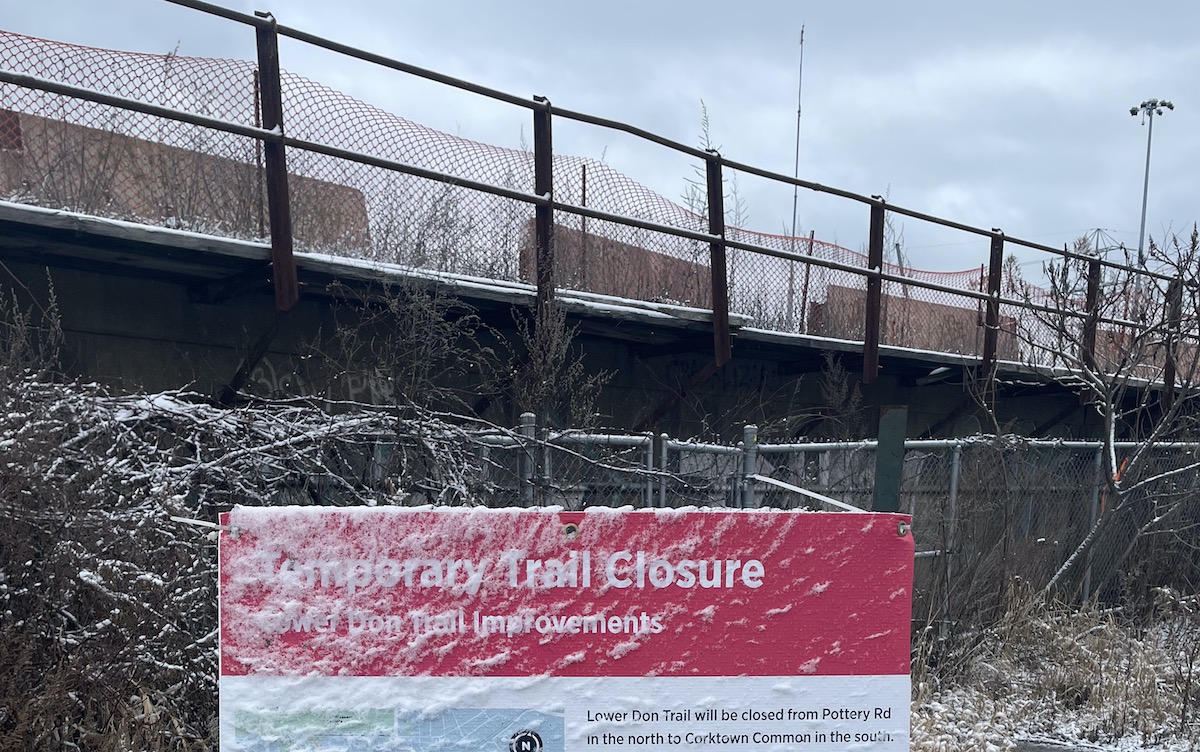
{"left": 789, "top": 25, "right": 805, "bottom": 241}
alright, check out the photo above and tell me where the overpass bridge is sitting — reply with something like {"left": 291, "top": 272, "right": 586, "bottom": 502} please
{"left": 0, "top": 200, "right": 1099, "bottom": 441}
{"left": 0, "top": 6, "right": 1176, "bottom": 441}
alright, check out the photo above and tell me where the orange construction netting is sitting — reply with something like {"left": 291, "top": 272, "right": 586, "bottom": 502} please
{"left": 0, "top": 29, "right": 1070, "bottom": 358}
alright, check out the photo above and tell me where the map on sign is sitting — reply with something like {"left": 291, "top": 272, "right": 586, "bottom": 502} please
{"left": 232, "top": 707, "right": 563, "bottom": 752}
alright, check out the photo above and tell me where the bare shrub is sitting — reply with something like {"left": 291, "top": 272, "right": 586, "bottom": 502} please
{"left": 0, "top": 306, "right": 509, "bottom": 750}
{"left": 0, "top": 272, "right": 63, "bottom": 382}
{"left": 511, "top": 298, "right": 610, "bottom": 431}
{"left": 300, "top": 278, "right": 501, "bottom": 417}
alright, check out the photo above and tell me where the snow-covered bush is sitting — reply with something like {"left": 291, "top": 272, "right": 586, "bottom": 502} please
{"left": 0, "top": 365, "right": 503, "bottom": 749}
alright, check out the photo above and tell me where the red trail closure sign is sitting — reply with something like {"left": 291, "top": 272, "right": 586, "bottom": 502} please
{"left": 219, "top": 506, "right": 914, "bottom": 751}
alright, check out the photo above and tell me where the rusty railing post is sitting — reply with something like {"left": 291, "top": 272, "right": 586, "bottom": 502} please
{"left": 1081, "top": 255, "right": 1102, "bottom": 370}
{"left": 799, "top": 230, "right": 815, "bottom": 333}
{"left": 863, "top": 199, "right": 885, "bottom": 384}
{"left": 980, "top": 230, "right": 1005, "bottom": 388}
{"left": 254, "top": 11, "right": 299, "bottom": 312}
{"left": 533, "top": 96, "right": 555, "bottom": 329}
{"left": 706, "top": 150, "right": 731, "bottom": 367}
{"left": 1163, "top": 275, "right": 1183, "bottom": 410}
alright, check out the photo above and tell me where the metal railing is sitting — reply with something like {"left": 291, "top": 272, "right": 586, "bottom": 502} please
{"left": 0, "top": 0, "right": 1190, "bottom": 390}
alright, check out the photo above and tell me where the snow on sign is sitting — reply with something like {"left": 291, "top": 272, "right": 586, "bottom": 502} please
{"left": 218, "top": 506, "right": 914, "bottom": 751}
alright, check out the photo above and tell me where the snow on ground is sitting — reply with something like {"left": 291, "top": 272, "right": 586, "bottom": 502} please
{"left": 912, "top": 599, "right": 1200, "bottom": 752}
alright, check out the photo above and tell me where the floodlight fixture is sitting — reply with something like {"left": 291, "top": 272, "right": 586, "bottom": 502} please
{"left": 1130, "top": 98, "right": 1174, "bottom": 261}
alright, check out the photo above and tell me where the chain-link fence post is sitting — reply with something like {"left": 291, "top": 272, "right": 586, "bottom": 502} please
{"left": 941, "top": 443, "right": 961, "bottom": 640}
{"left": 658, "top": 434, "right": 669, "bottom": 508}
{"left": 643, "top": 435, "right": 655, "bottom": 508}
{"left": 740, "top": 424, "right": 758, "bottom": 508}
{"left": 541, "top": 426, "right": 553, "bottom": 506}
{"left": 519, "top": 411, "right": 536, "bottom": 505}
{"left": 1083, "top": 445, "right": 1103, "bottom": 601}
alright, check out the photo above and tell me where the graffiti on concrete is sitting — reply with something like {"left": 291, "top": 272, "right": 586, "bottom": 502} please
{"left": 249, "top": 357, "right": 395, "bottom": 404}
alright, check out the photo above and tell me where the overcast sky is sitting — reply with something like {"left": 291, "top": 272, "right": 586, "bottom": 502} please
{"left": 6, "top": 0, "right": 1199, "bottom": 274}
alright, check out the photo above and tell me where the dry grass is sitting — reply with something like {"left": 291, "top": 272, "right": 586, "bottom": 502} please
{"left": 913, "top": 587, "right": 1200, "bottom": 750}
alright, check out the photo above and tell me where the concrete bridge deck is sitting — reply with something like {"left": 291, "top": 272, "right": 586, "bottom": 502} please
{"left": 0, "top": 200, "right": 1098, "bottom": 441}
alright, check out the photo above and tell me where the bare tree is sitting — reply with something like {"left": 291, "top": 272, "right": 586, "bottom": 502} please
{"left": 681, "top": 101, "right": 747, "bottom": 262}
{"left": 1004, "top": 228, "right": 1200, "bottom": 599}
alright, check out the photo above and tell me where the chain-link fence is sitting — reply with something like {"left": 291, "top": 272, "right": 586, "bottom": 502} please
{"left": 463, "top": 419, "right": 1200, "bottom": 639}
{"left": 2, "top": 23, "right": 1155, "bottom": 370}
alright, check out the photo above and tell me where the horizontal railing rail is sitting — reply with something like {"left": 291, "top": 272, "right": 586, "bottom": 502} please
{"left": 0, "top": 2, "right": 1189, "bottom": 393}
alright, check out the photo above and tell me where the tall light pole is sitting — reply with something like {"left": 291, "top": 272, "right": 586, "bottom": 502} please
{"left": 1130, "top": 98, "right": 1173, "bottom": 263}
